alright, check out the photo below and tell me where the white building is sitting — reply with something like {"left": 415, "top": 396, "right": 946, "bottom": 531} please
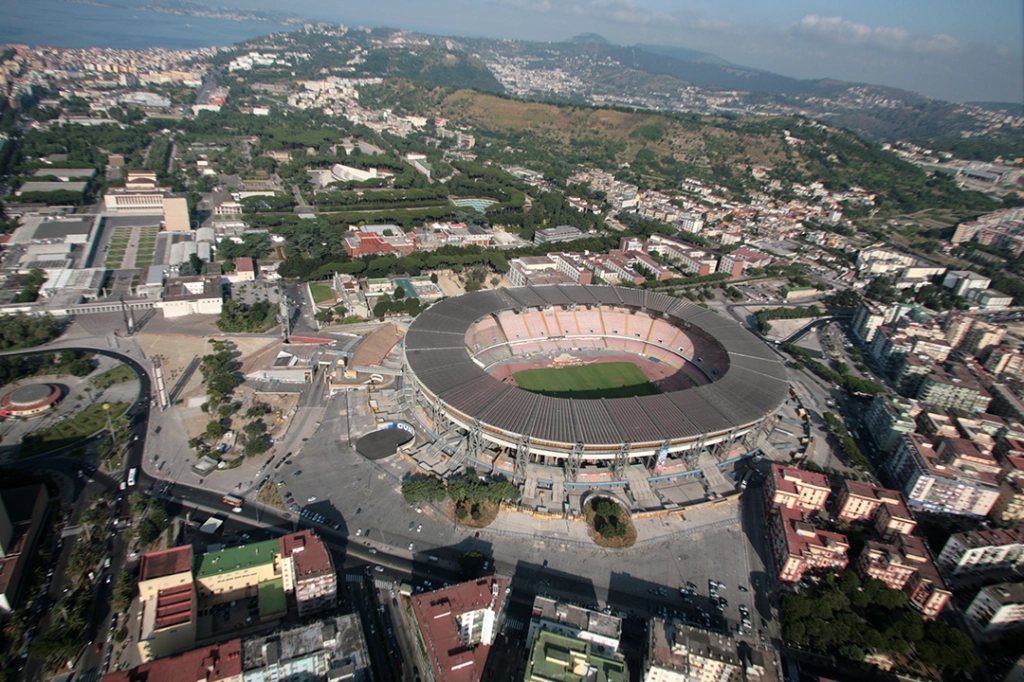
{"left": 936, "top": 528, "right": 1024, "bottom": 576}
{"left": 965, "top": 583, "right": 1024, "bottom": 639}
{"left": 159, "top": 276, "right": 223, "bottom": 318}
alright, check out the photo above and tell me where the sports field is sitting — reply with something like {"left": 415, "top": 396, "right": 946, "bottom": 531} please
{"left": 512, "top": 361, "right": 661, "bottom": 399}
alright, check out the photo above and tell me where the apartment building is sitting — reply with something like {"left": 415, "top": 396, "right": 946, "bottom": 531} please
{"left": 104, "top": 640, "right": 243, "bottom": 682}
{"left": 965, "top": 583, "right": 1024, "bottom": 639}
{"left": 992, "top": 439, "right": 1024, "bottom": 523}
{"left": 767, "top": 506, "right": 849, "bottom": 583}
{"left": 764, "top": 463, "right": 830, "bottom": 512}
{"left": 851, "top": 301, "right": 891, "bottom": 344}
{"left": 525, "top": 596, "right": 622, "bottom": 658}
{"left": 642, "top": 619, "right": 742, "bottom": 682}
{"left": 410, "top": 577, "right": 509, "bottom": 682}
{"left": 888, "top": 434, "right": 1000, "bottom": 517}
{"left": 241, "top": 615, "right": 371, "bottom": 682}
{"left": 914, "top": 364, "right": 992, "bottom": 412}
{"left": 834, "top": 480, "right": 916, "bottom": 536}
{"left": 861, "top": 394, "right": 921, "bottom": 454}
{"left": 960, "top": 319, "right": 1005, "bottom": 357}
{"left": 278, "top": 531, "right": 337, "bottom": 617}
{"left": 936, "top": 528, "right": 1024, "bottom": 576}
{"left": 855, "top": 534, "right": 950, "bottom": 620}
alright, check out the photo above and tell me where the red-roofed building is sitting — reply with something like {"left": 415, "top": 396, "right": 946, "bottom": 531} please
{"left": 410, "top": 577, "right": 509, "bottom": 682}
{"left": 137, "top": 547, "right": 196, "bottom": 662}
{"left": 834, "top": 481, "right": 916, "bottom": 536}
{"left": 856, "top": 534, "right": 951, "bottom": 619}
{"left": 235, "top": 257, "right": 256, "bottom": 282}
{"left": 343, "top": 231, "right": 415, "bottom": 258}
{"left": 767, "top": 506, "right": 849, "bottom": 583}
{"left": 141, "top": 546, "right": 194, "bottom": 582}
{"left": 765, "top": 464, "right": 831, "bottom": 513}
{"left": 102, "top": 639, "right": 243, "bottom": 682}
{"left": 278, "top": 530, "right": 337, "bottom": 616}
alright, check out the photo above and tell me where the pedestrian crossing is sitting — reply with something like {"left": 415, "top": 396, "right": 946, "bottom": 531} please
{"left": 374, "top": 578, "right": 394, "bottom": 591}
{"left": 502, "top": 617, "right": 525, "bottom": 633}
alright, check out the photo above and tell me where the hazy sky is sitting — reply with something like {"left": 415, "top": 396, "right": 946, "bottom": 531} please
{"left": 231, "top": 0, "right": 1023, "bottom": 103}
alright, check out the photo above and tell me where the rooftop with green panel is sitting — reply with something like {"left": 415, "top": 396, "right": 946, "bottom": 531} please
{"left": 196, "top": 539, "right": 279, "bottom": 578}
{"left": 525, "top": 630, "right": 627, "bottom": 682}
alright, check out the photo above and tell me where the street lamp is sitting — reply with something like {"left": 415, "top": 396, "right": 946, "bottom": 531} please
{"left": 103, "top": 403, "right": 117, "bottom": 446}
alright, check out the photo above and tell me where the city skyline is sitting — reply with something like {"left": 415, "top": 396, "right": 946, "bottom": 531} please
{"left": 1, "top": 0, "right": 1022, "bottom": 104}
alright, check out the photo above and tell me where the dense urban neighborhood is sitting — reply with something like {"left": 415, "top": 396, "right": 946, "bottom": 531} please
{"left": 0, "top": 16, "right": 1022, "bottom": 682}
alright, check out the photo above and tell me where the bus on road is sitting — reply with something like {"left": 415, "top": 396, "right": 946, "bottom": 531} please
{"left": 126, "top": 468, "right": 137, "bottom": 487}
{"left": 222, "top": 495, "right": 243, "bottom": 508}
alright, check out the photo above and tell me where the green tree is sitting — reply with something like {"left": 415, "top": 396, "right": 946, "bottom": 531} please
{"left": 458, "top": 550, "right": 485, "bottom": 578}
{"left": 204, "top": 420, "right": 225, "bottom": 440}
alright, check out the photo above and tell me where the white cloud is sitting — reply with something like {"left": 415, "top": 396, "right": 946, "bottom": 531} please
{"left": 791, "top": 14, "right": 962, "bottom": 55}
{"left": 482, "top": 0, "right": 728, "bottom": 31}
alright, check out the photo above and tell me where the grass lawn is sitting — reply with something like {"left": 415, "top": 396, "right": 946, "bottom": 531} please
{"left": 20, "top": 401, "right": 129, "bottom": 458}
{"left": 513, "top": 361, "right": 660, "bottom": 399}
{"left": 92, "top": 364, "right": 136, "bottom": 389}
{"left": 309, "top": 283, "right": 336, "bottom": 304}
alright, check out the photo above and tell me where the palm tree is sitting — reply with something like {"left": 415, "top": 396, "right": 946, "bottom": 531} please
{"left": 3, "top": 609, "right": 27, "bottom": 640}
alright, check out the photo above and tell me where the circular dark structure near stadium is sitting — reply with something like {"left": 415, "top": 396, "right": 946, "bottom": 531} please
{"left": 1, "top": 383, "right": 62, "bottom": 417}
{"left": 356, "top": 427, "right": 415, "bottom": 460}
{"left": 404, "top": 286, "right": 788, "bottom": 475}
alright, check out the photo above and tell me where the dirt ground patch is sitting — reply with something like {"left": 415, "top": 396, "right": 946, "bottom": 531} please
{"left": 182, "top": 385, "right": 299, "bottom": 447}
{"left": 445, "top": 499, "right": 500, "bottom": 528}
{"left": 257, "top": 481, "right": 286, "bottom": 510}
{"left": 137, "top": 334, "right": 276, "bottom": 402}
{"left": 584, "top": 500, "right": 637, "bottom": 549}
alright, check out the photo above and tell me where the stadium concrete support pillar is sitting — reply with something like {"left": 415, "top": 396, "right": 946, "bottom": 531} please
{"left": 430, "top": 402, "right": 450, "bottom": 433}
{"left": 613, "top": 442, "right": 631, "bottom": 480}
{"left": 515, "top": 433, "right": 531, "bottom": 477}
{"left": 565, "top": 442, "right": 584, "bottom": 482}
{"left": 468, "top": 420, "right": 484, "bottom": 461}
{"left": 742, "top": 425, "right": 759, "bottom": 450}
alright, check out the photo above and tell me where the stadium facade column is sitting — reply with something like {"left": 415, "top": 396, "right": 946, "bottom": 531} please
{"left": 565, "top": 442, "right": 584, "bottom": 482}
{"left": 515, "top": 433, "right": 531, "bottom": 476}
{"left": 468, "top": 419, "right": 484, "bottom": 460}
{"left": 613, "top": 442, "right": 632, "bottom": 480}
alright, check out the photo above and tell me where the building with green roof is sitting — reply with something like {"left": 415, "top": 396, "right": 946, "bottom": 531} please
{"left": 524, "top": 630, "right": 627, "bottom": 682}
{"left": 195, "top": 539, "right": 280, "bottom": 604}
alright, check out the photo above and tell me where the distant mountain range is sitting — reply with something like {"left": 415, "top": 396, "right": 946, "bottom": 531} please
{"left": 573, "top": 35, "right": 888, "bottom": 99}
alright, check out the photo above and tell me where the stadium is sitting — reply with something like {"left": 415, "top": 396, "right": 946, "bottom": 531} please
{"left": 404, "top": 285, "right": 788, "bottom": 482}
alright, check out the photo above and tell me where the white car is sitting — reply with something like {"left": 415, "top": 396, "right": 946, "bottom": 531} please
{"left": 408, "top": 542, "right": 414, "bottom": 551}
{"left": 307, "top": 496, "right": 317, "bottom": 503}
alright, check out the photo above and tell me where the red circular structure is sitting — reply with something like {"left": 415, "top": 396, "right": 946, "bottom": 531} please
{"left": 0, "top": 383, "right": 62, "bottom": 417}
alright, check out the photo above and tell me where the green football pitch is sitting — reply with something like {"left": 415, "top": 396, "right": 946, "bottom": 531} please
{"left": 512, "top": 361, "right": 661, "bottom": 399}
